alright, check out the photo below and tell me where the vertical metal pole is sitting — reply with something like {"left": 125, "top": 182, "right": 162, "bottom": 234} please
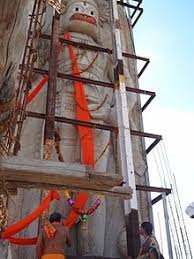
{"left": 112, "top": 0, "right": 138, "bottom": 216}
{"left": 43, "top": 10, "right": 60, "bottom": 159}
{"left": 111, "top": 1, "right": 140, "bottom": 257}
{"left": 162, "top": 192, "right": 174, "bottom": 259}
{"left": 41, "top": 6, "right": 61, "bottom": 227}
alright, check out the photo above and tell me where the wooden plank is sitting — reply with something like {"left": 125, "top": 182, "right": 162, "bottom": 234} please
{"left": 1, "top": 181, "right": 132, "bottom": 199}
{"left": 0, "top": 158, "right": 132, "bottom": 199}
{"left": 0, "top": 157, "right": 122, "bottom": 187}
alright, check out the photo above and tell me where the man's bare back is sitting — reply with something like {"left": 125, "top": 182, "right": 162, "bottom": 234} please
{"left": 36, "top": 213, "right": 72, "bottom": 259}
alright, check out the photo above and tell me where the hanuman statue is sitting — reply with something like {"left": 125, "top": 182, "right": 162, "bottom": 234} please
{"left": 0, "top": 1, "right": 150, "bottom": 258}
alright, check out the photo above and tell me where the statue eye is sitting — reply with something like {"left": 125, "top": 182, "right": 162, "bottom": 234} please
{"left": 75, "top": 7, "right": 79, "bottom": 11}
{"left": 90, "top": 11, "right": 94, "bottom": 15}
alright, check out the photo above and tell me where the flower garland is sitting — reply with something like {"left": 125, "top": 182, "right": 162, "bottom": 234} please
{"left": 64, "top": 191, "right": 103, "bottom": 219}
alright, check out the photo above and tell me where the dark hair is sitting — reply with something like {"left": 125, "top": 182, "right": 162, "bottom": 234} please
{"left": 141, "top": 221, "right": 153, "bottom": 236}
{"left": 49, "top": 212, "right": 62, "bottom": 223}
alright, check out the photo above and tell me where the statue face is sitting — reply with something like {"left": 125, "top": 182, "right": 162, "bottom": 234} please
{"left": 63, "top": 1, "right": 99, "bottom": 40}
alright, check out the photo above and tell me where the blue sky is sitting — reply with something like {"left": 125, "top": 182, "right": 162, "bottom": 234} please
{"left": 133, "top": 0, "right": 194, "bottom": 257}
{"left": 134, "top": 0, "right": 194, "bottom": 111}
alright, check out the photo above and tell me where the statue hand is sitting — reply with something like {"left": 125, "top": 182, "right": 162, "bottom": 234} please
{"left": 88, "top": 102, "right": 111, "bottom": 122}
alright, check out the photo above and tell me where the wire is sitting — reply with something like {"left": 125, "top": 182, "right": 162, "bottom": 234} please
{"left": 161, "top": 142, "right": 193, "bottom": 258}
{"left": 153, "top": 142, "right": 193, "bottom": 258}
{"left": 152, "top": 147, "right": 184, "bottom": 258}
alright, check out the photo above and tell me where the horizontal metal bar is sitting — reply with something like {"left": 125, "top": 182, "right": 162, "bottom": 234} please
{"left": 41, "top": 34, "right": 112, "bottom": 54}
{"left": 24, "top": 66, "right": 154, "bottom": 97}
{"left": 22, "top": 65, "right": 154, "bottom": 111}
{"left": 122, "top": 52, "right": 149, "bottom": 62}
{"left": 26, "top": 111, "right": 116, "bottom": 132}
{"left": 40, "top": 35, "right": 149, "bottom": 77}
{"left": 131, "top": 0, "right": 142, "bottom": 2}
{"left": 131, "top": 130, "right": 162, "bottom": 140}
{"left": 136, "top": 184, "right": 171, "bottom": 194}
{"left": 33, "top": 67, "right": 115, "bottom": 88}
{"left": 41, "top": 34, "right": 149, "bottom": 62}
{"left": 26, "top": 111, "right": 162, "bottom": 141}
{"left": 126, "top": 87, "right": 155, "bottom": 96}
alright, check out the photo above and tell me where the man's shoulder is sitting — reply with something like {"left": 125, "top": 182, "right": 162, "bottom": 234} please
{"left": 149, "top": 235, "right": 158, "bottom": 244}
{"left": 53, "top": 223, "right": 69, "bottom": 233}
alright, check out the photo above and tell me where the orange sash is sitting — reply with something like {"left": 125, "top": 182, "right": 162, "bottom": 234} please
{"left": 64, "top": 32, "right": 94, "bottom": 165}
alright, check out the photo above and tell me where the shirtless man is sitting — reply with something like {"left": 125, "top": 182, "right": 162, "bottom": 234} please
{"left": 36, "top": 212, "right": 72, "bottom": 259}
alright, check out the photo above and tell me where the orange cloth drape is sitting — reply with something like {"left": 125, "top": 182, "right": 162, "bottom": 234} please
{"left": 62, "top": 32, "right": 93, "bottom": 229}
{"left": 64, "top": 32, "right": 94, "bottom": 166}
{"left": 27, "top": 75, "right": 48, "bottom": 104}
{"left": 64, "top": 192, "right": 88, "bottom": 229}
{"left": 8, "top": 237, "right": 38, "bottom": 245}
{"left": 2, "top": 190, "right": 60, "bottom": 239}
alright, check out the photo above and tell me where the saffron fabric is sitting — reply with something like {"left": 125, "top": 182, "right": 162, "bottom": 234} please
{"left": 27, "top": 75, "right": 48, "bottom": 104}
{"left": 44, "top": 223, "right": 57, "bottom": 239}
{"left": 3, "top": 190, "right": 60, "bottom": 239}
{"left": 64, "top": 32, "right": 94, "bottom": 166}
{"left": 63, "top": 32, "right": 93, "bottom": 229}
{"left": 64, "top": 192, "right": 88, "bottom": 229}
{"left": 8, "top": 237, "right": 37, "bottom": 245}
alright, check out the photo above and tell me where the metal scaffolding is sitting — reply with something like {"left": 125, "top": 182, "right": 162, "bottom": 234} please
{"left": 0, "top": 0, "right": 175, "bottom": 258}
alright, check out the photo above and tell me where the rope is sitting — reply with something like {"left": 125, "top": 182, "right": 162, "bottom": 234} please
{"left": 54, "top": 128, "right": 111, "bottom": 167}
{"left": 93, "top": 140, "right": 110, "bottom": 166}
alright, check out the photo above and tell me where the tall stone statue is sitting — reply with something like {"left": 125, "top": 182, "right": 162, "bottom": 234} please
{"left": 0, "top": 0, "right": 151, "bottom": 258}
